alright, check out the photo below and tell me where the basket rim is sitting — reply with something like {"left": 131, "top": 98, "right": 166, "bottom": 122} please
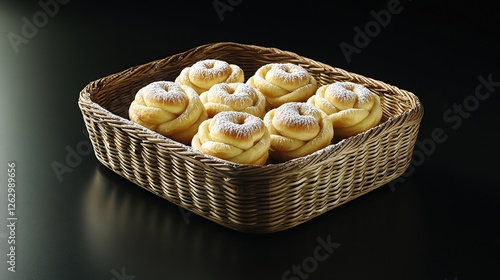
{"left": 78, "top": 41, "right": 424, "bottom": 173}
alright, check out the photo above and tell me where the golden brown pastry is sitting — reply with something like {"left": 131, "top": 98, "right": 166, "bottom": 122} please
{"left": 307, "top": 82, "right": 382, "bottom": 139}
{"left": 199, "top": 82, "right": 266, "bottom": 119}
{"left": 192, "top": 111, "right": 270, "bottom": 165}
{"left": 246, "top": 63, "right": 317, "bottom": 109}
{"left": 263, "top": 102, "right": 334, "bottom": 162}
{"left": 128, "top": 81, "right": 208, "bottom": 144}
{"left": 175, "top": 59, "right": 244, "bottom": 94}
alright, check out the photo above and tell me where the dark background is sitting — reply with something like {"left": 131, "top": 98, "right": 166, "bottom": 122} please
{"left": 1, "top": 0, "right": 499, "bottom": 279}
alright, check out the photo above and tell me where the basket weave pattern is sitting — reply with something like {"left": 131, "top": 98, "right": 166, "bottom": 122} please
{"left": 78, "top": 42, "right": 423, "bottom": 233}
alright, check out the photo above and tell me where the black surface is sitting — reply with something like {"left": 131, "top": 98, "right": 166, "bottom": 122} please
{"left": 1, "top": 0, "right": 499, "bottom": 279}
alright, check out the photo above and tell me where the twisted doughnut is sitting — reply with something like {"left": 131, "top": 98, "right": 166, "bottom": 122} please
{"left": 199, "top": 82, "right": 266, "bottom": 119}
{"left": 175, "top": 59, "right": 244, "bottom": 94}
{"left": 192, "top": 111, "right": 270, "bottom": 165}
{"left": 246, "top": 63, "right": 317, "bottom": 109}
{"left": 307, "top": 82, "right": 382, "bottom": 139}
{"left": 128, "top": 81, "right": 208, "bottom": 144}
{"left": 264, "top": 102, "right": 334, "bottom": 162}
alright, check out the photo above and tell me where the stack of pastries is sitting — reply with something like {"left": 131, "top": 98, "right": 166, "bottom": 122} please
{"left": 128, "top": 59, "right": 382, "bottom": 165}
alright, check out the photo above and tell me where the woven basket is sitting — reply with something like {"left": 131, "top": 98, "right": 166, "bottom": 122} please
{"left": 78, "top": 42, "right": 423, "bottom": 234}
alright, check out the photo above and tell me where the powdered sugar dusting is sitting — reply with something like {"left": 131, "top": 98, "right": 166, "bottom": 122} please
{"left": 327, "top": 82, "right": 355, "bottom": 102}
{"left": 140, "top": 81, "right": 188, "bottom": 106}
{"left": 211, "top": 83, "right": 255, "bottom": 97}
{"left": 274, "top": 102, "right": 319, "bottom": 129}
{"left": 190, "top": 59, "right": 230, "bottom": 77}
{"left": 208, "top": 83, "right": 256, "bottom": 109}
{"left": 211, "top": 111, "right": 264, "bottom": 139}
{"left": 265, "top": 63, "right": 309, "bottom": 83}
{"left": 328, "top": 82, "right": 374, "bottom": 104}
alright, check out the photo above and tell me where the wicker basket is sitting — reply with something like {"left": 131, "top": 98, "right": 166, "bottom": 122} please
{"left": 78, "top": 42, "right": 423, "bottom": 234}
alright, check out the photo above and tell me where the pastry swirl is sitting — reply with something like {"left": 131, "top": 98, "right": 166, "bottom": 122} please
{"left": 307, "top": 82, "right": 382, "bottom": 139}
{"left": 247, "top": 63, "right": 317, "bottom": 109}
{"left": 200, "top": 82, "right": 266, "bottom": 119}
{"left": 264, "top": 102, "right": 334, "bottom": 162}
{"left": 128, "top": 81, "right": 207, "bottom": 144}
{"left": 175, "top": 59, "right": 244, "bottom": 94}
{"left": 192, "top": 111, "right": 270, "bottom": 165}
